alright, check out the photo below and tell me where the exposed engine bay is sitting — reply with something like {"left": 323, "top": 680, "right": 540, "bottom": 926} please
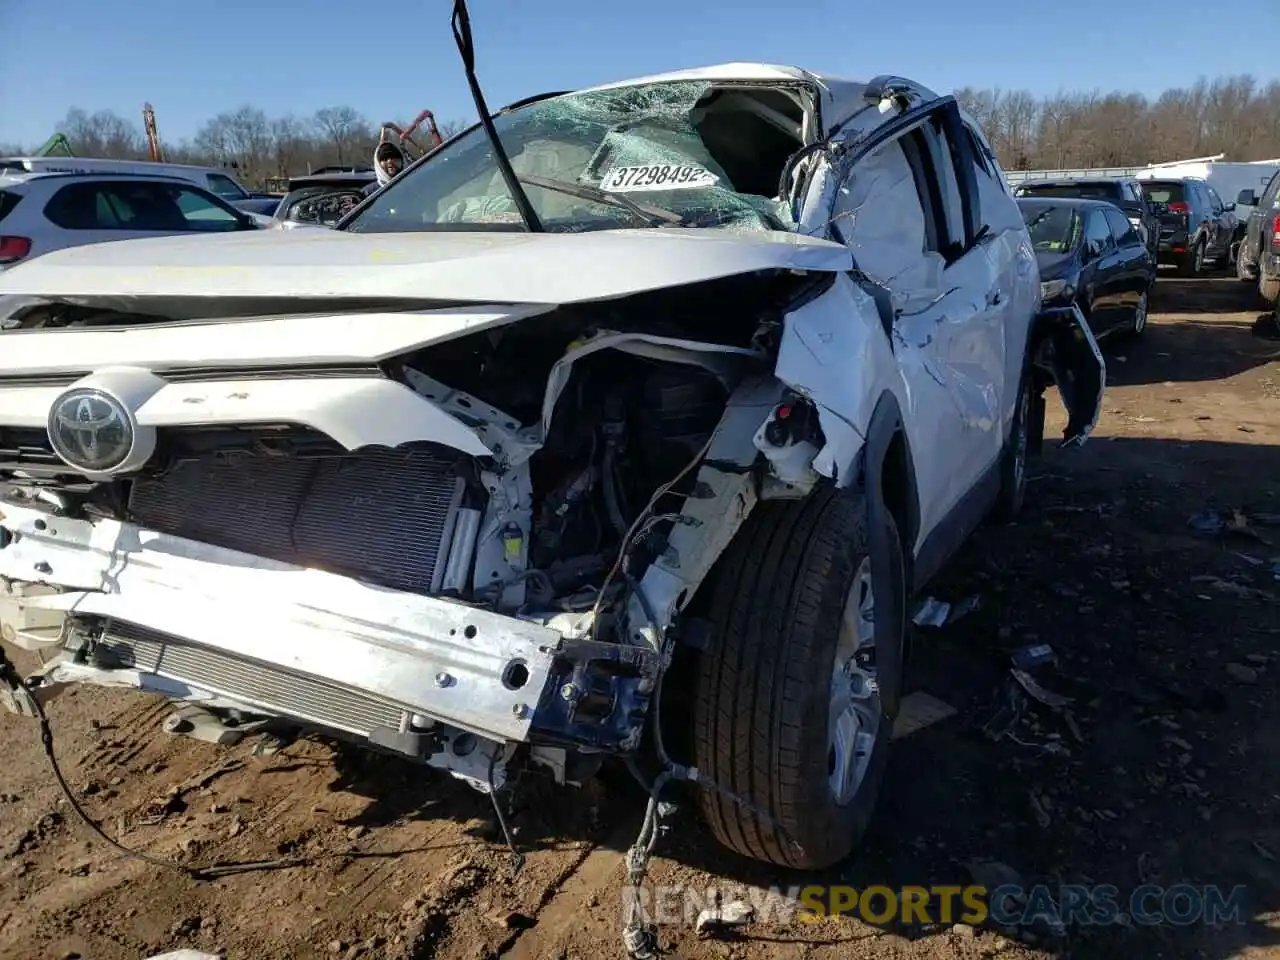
{"left": 0, "top": 270, "right": 828, "bottom": 792}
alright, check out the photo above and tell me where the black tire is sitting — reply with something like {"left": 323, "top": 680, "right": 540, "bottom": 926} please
{"left": 1237, "top": 248, "right": 1253, "bottom": 282}
{"left": 1179, "top": 238, "right": 1206, "bottom": 277}
{"left": 994, "top": 362, "right": 1034, "bottom": 521}
{"left": 692, "top": 489, "right": 905, "bottom": 870}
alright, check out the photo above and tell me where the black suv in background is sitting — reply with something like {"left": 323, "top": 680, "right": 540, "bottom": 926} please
{"left": 1012, "top": 177, "right": 1160, "bottom": 261}
{"left": 1235, "top": 169, "right": 1280, "bottom": 306}
{"left": 1137, "top": 178, "right": 1237, "bottom": 276}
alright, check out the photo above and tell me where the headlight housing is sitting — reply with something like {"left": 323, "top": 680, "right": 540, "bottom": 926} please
{"left": 1040, "top": 277, "right": 1074, "bottom": 302}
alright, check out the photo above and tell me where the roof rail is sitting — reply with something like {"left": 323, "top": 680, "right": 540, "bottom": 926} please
{"left": 863, "top": 75, "right": 924, "bottom": 110}
{"left": 1144, "top": 153, "right": 1225, "bottom": 168}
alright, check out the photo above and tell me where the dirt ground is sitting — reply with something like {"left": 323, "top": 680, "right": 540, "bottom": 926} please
{"left": 3, "top": 275, "right": 1280, "bottom": 960}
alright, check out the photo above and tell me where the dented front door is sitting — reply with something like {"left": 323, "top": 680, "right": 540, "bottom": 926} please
{"left": 824, "top": 128, "right": 984, "bottom": 537}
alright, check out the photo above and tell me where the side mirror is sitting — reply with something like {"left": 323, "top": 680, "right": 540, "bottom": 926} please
{"left": 1224, "top": 202, "right": 1236, "bottom": 212}
{"left": 1082, "top": 239, "right": 1100, "bottom": 261}
{"left": 1237, "top": 189, "right": 1256, "bottom": 206}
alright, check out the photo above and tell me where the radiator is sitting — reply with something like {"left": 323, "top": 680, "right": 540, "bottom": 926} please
{"left": 128, "top": 444, "right": 468, "bottom": 596}
{"left": 95, "top": 621, "right": 406, "bottom": 737}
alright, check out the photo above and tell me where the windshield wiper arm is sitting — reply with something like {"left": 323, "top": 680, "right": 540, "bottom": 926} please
{"left": 451, "top": 0, "right": 542, "bottom": 232}
{"left": 517, "top": 174, "right": 684, "bottom": 227}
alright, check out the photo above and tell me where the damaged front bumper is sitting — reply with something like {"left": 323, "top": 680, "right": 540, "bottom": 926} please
{"left": 0, "top": 501, "right": 660, "bottom": 766}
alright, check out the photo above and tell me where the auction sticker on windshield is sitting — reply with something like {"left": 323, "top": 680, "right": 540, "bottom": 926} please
{"left": 602, "top": 164, "right": 719, "bottom": 192}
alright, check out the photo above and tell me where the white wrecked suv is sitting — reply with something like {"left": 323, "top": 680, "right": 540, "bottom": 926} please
{"left": 0, "top": 63, "right": 1103, "bottom": 872}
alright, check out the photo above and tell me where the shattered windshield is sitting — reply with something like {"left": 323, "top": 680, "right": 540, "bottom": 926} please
{"left": 342, "top": 81, "right": 796, "bottom": 234}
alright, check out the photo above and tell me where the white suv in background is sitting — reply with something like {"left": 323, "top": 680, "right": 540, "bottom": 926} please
{"left": 0, "top": 172, "right": 262, "bottom": 270}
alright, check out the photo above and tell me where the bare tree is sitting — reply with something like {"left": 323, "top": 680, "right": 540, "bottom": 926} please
{"left": 55, "top": 108, "right": 145, "bottom": 159}
{"left": 16, "top": 72, "right": 1280, "bottom": 187}
{"left": 314, "top": 106, "right": 369, "bottom": 166}
{"left": 269, "top": 115, "right": 312, "bottom": 177}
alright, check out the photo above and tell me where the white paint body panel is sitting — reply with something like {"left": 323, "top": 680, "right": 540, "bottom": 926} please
{"left": 0, "top": 307, "right": 554, "bottom": 376}
{"left": 0, "top": 503, "right": 560, "bottom": 743}
{"left": 0, "top": 227, "right": 850, "bottom": 304}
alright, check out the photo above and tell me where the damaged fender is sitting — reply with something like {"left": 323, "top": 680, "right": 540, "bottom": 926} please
{"left": 1032, "top": 303, "right": 1106, "bottom": 445}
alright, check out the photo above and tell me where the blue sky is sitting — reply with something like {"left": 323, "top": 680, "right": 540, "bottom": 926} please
{"left": 1, "top": 0, "right": 1276, "bottom": 147}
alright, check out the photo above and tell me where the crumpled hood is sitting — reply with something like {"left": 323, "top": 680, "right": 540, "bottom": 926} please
{"left": 0, "top": 227, "right": 852, "bottom": 307}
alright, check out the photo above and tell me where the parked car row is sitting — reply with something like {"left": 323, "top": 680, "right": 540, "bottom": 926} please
{"left": 1013, "top": 174, "right": 1240, "bottom": 277}
{"left": 1019, "top": 196, "right": 1155, "bottom": 339}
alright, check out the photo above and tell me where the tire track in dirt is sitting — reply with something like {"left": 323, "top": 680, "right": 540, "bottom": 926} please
{"left": 498, "top": 840, "right": 625, "bottom": 958}
{"left": 74, "top": 697, "right": 169, "bottom": 775}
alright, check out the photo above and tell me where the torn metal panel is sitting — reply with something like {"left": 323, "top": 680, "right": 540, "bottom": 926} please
{"left": 772, "top": 274, "right": 884, "bottom": 482}
{"left": 626, "top": 376, "right": 781, "bottom": 645}
{"left": 0, "top": 502, "right": 563, "bottom": 743}
{"left": 537, "top": 330, "right": 762, "bottom": 458}
{"left": 1036, "top": 303, "right": 1105, "bottom": 444}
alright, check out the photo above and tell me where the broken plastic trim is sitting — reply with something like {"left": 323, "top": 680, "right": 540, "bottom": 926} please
{"left": 450, "top": 0, "right": 543, "bottom": 232}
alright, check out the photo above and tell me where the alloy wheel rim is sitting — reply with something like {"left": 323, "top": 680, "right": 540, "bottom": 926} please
{"left": 828, "top": 557, "right": 881, "bottom": 805}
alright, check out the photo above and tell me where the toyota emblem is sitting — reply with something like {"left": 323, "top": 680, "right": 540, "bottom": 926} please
{"left": 47, "top": 388, "right": 135, "bottom": 472}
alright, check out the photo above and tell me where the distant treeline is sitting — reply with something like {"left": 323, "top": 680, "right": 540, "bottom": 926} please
{"left": 4, "top": 75, "right": 1279, "bottom": 187}
{"left": 0, "top": 106, "right": 468, "bottom": 188}
{"left": 955, "top": 75, "right": 1280, "bottom": 170}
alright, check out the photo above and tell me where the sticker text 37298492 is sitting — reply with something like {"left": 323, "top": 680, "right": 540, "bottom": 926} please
{"left": 602, "top": 164, "right": 719, "bottom": 193}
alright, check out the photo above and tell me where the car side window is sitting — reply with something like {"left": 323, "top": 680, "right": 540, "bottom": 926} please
{"left": 1084, "top": 210, "right": 1113, "bottom": 253}
{"left": 207, "top": 173, "right": 248, "bottom": 202}
{"left": 963, "top": 126, "right": 997, "bottom": 181}
{"left": 832, "top": 135, "right": 935, "bottom": 290}
{"left": 44, "top": 182, "right": 244, "bottom": 232}
{"left": 171, "top": 187, "right": 243, "bottom": 229}
{"left": 1264, "top": 173, "right": 1280, "bottom": 208}
{"left": 1206, "top": 186, "right": 1224, "bottom": 214}
{"left": 925, "top": 116, "right": 966, "bottom": 250}
{"left": 44, "top": 184, "right": 120, "bottom": 230}
{"left": 1103, "top": 207, "right": 1140, "bottom": 247}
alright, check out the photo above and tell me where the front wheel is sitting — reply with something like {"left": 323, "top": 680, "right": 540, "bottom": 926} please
{"left": 1238, "top": 248, "right": 1254, "bottom": 282}
{"left": 994, "top": 357, "right": 1040, "bottom": 522}
{"left": 692, "top": 489, "right": 906, "bottom": 869}
{"left": 1129, "top": 288, "right": 1150, "bottom": 337}
{"left": 1180, "top": 238, "right": 1206, "bottom": 277}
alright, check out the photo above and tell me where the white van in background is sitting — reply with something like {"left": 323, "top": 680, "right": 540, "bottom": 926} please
{"left": 1134, "top": 155, "right": 1280, "bottom": 216}
{"left": 0, "top": 156, "right": 256, "bottom": 206}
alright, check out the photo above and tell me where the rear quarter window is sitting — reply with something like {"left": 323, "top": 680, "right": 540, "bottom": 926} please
{"left": 0, "top": 191, "right": 21, "bottom": 224}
